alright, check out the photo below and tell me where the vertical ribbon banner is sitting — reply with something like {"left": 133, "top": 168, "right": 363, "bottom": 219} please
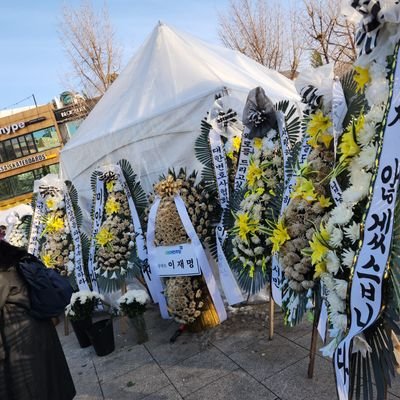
{"left": 234, "top": 127, "right": 254, "bottom": 191}
{"left": 330, "top": 78, "right": 347, "bottom": 204}
{"left": 116, "top": 166, "right": 160, "bottom": 303}
{"left": 146, "top": 197, "right": 170, "bottom": 318}
{"left": 28, "top": 197, "right": 45, "bottom": 257}
{"left": 87, "top": 172, "right": 104, "bottom": 293}
{"left": 270, "top": 112, "right": 293, "bottom": 306}
{"left": 64, "top": 190, "right": 89, "bottom": 291}
{"left": 334, "top": 46, "right": 400, "bottom": 400}
{"left": 209, "top": 128, "right": 244, "bottom": 305}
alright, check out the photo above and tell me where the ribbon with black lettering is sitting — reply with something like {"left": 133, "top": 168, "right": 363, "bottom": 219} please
{"left": 209, "top": 128, "right": 244, "bottom": 305}
{"left": 28, "top": 197, "right": 45, "bottom": 256}
{"left": 334, "top": 45, "right": 400, "bottom": 400}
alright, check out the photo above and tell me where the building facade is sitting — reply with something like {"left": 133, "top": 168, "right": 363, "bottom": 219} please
{"left": 0, "top": 104, "right": 62, "bottom": 210}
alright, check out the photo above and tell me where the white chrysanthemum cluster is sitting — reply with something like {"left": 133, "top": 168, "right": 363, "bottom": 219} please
{"left": 319, "top": 58, "right": 389, "bottom": 356}
{"left": 231, "top": 134, "right": 282, "bottom": 281}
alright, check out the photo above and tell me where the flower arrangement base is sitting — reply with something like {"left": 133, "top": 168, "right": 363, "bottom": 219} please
{"left": 128, "top": 314, "right": 148, "bottom": 344}
{"left": 70, "top": 318, "right": 92, "bottom": 348}
{"left": 187, "top": 295, "right": 220, "bottom": 333}
{"left": 87, "top": 319, "right": 115, "bottom": 356}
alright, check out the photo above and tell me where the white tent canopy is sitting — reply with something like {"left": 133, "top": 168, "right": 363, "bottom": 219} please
{"left": 60, "top": 22, "right": 301, "bottom": 210}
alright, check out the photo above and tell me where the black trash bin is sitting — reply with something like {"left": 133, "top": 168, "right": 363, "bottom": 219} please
{"left": 70, "top": 318, "right": 92, "bottom": 348}
{"left": 86, "top": 319, "right": 115, "bottom": 356}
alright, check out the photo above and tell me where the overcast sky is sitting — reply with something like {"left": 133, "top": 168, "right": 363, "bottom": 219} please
{"left": 0, "top": 0, "right": 230, "bottom": 110}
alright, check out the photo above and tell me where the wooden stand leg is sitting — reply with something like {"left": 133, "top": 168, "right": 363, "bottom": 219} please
{"left": 307, "top": 303, "right": 320, "bottom": 379}
{"left": 64, "top": 317, "right": 69, "bottom": 336}
{"left": 269, "top": 285, "right": 275, "bottom": 341}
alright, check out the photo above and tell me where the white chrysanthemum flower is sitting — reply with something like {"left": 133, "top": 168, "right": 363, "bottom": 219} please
{"left": 329, "top": 204, "right": 353, "bottom": 226}
{"left": 266, "top": 129, "right": 277, "bottom": 141}
{"left": 344, "top": 221, "right": 360, "bottom": 244}
{"left": 357, "top": 121, "right": 376, "bottom": 147}
{"left": 325, "top": 251, "right": 341, "bottom": 275}
{"left": 365, "top": 104, "right": 385, "bottom": 124}
{"left": 334, "top": 279, "right": 348, "bottom": 300}
{"left": 327, "top": 292, "right": 346, "bottom": 313}
{"left": 348, "top": 169, "right": 372, "bottom": 200}
{"left": 113, "top": 181, "right": 123, "bottom": 192}
{"left": 328, "top": 227, "right": 343, "bottom": 248}
{"left": 330, "top": 311, "right": 348, "bottom": 331}
{"left": 322, "top": 273, "right": 335, "bottom": 292}
{"left": 365, "top": 78, "right": 389, "bottom": 106}
{"left": 67, "top": 261, "right": 75, "bottom": 273}
{"left": 118, "top": 289, "right": 150, "bottom": 305}
{"left": 342, "top": 248, "right": 355, "bottom": 268}
{"left": 354, "top": 144, "right": 377, "bottom": 170}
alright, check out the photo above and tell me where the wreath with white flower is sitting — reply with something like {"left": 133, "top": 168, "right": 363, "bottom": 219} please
{"left": 90, "top": 159, "right": 147, "bottom": 292}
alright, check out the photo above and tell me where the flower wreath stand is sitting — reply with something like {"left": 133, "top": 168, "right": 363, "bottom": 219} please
{"left": 146, "top": 172, "right": 227, "bottom": 336}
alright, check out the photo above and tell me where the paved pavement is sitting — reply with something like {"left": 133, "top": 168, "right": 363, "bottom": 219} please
{"left": 59, "top": 304, "right": 400, "bottom": 400}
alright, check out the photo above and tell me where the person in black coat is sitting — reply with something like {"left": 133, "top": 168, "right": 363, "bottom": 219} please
{"left": 0, "top": 240, "right": 76, "bottom": 400}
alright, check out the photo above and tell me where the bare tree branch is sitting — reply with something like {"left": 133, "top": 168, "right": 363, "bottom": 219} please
{"left": 58, "top": 0, "right": 122, "bottom": 97}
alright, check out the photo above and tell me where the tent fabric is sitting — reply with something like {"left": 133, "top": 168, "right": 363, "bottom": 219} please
{"left": 60, "top": 23, "right": 301, "bottom": 211}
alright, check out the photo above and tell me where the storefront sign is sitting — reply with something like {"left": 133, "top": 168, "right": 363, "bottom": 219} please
{"left": 0, "top": 116, "right": 46, "bottom": 135}
{"left": 54, "top": 105, "right": 87, "bottom": 123}
{"left": 0, "top": 153, "right": 49, "bottom": 173}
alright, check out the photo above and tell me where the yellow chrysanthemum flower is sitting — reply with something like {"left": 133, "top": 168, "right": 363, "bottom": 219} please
{"left": 307, "top": 111, "right": 333, "bottom": 149}
{"left": 318, "top": 195, "right": 332, "bottom": 208}
{"left": 226, "top": 151, "right": 234, "bottom": 160}
{"left": 96, "top": 227, "right": 114, "bottom": 247}
{"left": 254, "top": 137, "right": 263, "bottom": 149}
{"left": 270, "top": 219, "right": 290, "bottom": 254}
{"left": 235, "top": 213, "right": 259, "bottom": 241}
{"left": 314, "top": 261, "right": 327, "bottom": 279}
{"left": 105, "top": 197, "right": 120, "bottom": 215}
{"left": 354, "top": 66, "right": 370, "bottom": 93}
{"left": 45, "top": 216, "right": 65, "bottom": 233}
{"left": 106, "top": 180, "right": 116, "bottom": 192}
{"left": 354, "top": 114, "right": 365, "bottom": 134}
{"left": 232, "top": 136, "right": 241, "bottom": 151}
{"left": 46, "top": 198, "right": 56, "bottom": 210}
{"left": 42, "top": 254, "right": 56, "bottom": 268}
{"left": 339, "top": 127, "right": 360, "bottom": 163}
{"left": 246, "top": 161, "right": 263, "bottom": 188}
{"left": 291, "top": 177, "right": 317, "bottom": 202}
{"left": 309, "top": 230, "right": 329, "bottom": 265}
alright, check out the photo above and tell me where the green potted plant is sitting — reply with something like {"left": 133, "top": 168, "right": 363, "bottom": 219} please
{"left": 65, "top": 290, "right": 103, "bottom": 348}
{"left": 118, "top": 289, "right": 150, "bottom": 344}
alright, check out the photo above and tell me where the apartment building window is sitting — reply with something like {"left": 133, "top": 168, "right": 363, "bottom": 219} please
{"left": 0, "top": 163, "right": 59, "bottom": 201}
{"left": 0, "top": 126, "right": 60, "bottom": 163}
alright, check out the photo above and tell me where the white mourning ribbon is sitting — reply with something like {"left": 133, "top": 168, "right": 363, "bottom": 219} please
{"left": 330, "top": 78, "right": 347, "bottom": 205}
{"left": 87, "top": 174, "right": 103, "bottom": 293}
{"left": 28, "top": 197, "right": 45, "bottom": 256}
{"left": 234, "top": 127, "right": 254, "bottom": 191}
{"left": 174, "top": 196, "right": 227, "bottom": 322}
{"left": 334, "top": 46, "right": 400, "bottom": 400}
{"left": 270, "top": 112, "right": 292, "bottom": 306}
{"left": 64, "top": 190, "right": 89, "bottom": 291}
{"left": 115, "top": 166, "right": 159, "bottom": 303}
{"left": 147, "top": 196, "right": 227, "bottom": 322}
{"left": 277, "top": 111, "right": 292, "bottom": 187}
{"left": 209, "top": 129, "right": 244, "bottom": 305}
{"left": 146, "top": 197, "right": 170, "bottom": 318}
